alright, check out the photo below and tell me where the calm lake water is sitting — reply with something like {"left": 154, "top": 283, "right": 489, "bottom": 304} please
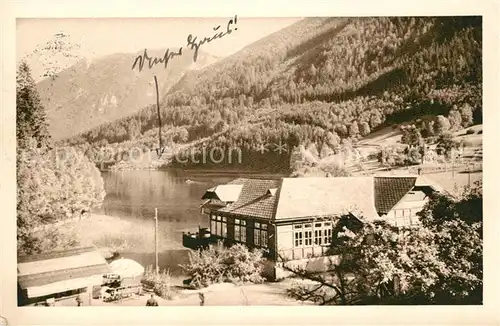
{"left": 98, "top": 169, "right": 285, "bottom": 279}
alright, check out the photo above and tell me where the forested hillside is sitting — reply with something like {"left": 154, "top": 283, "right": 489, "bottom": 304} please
{"left": 65, "top": 16, "right": 482, "bottom": 171}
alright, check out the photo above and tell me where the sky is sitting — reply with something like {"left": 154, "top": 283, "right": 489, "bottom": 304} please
{"left": 17, "top": 17, "right": 303, "bottom": 60}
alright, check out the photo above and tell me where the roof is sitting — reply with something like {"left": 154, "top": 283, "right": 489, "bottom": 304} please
{"left": 203, "top": 175, "right": 442, "bottom": 221}
{"left": 200, "top": 199, "right": 227, "bottom": 211}
{"left": 201, "top": 184, "right": 244, "bottom": 202}
{"left": 218, "top": 178, "right": 282, "bottom": 220}
{"left": 17, "top": 246, "right": 96, "bottom": 263}
{"left": 414, "top": 175, "right": 446, "bottom": 192}
{"left": 18, "top": 247, "right": 110, "bottom": 297}
{"left": 18, "top": 264, "right": 110, "bottom": 289}
{"left": 275, "top": 177, "right": 379, "bottom": 220}
{"left": 374, "top": 176, "right": 417, "bottom": 214}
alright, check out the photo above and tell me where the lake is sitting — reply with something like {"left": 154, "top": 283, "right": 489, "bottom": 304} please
{"left": 98, "top": 169, "right": 285, "bottom": 279}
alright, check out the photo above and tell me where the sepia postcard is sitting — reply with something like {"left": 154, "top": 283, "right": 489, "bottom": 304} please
{"left": 1, "top": 0, "right": 499, "bottom": 325}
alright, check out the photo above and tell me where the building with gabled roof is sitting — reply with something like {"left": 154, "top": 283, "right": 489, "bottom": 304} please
{"left": 191, "top": 175, "right": 442, "bottom": 267}
{"left": 202, "top": 184, "right": 245, "bottom": 202}
{"left": 17, "top": 247, "right": 110, "bottom": 306}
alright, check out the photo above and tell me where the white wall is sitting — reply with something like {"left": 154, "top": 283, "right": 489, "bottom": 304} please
{"left": 383, "top": 190, "right": 429, "bottom": 227}
{"left": 276, "top": 223, "right": 333, "bottom": 260}
{"left": 276, "top": 224, "right": 293, "bottom": 260}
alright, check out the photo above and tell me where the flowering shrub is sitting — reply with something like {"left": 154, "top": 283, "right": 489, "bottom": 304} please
{"left": 141, "top": 265, "right": 174, "bottom": 300}
{"left": 180, "top": 242, "right": 265, "bottom": 289}
{"left": 285, "top": 181, "right": 483, "bottom": 305}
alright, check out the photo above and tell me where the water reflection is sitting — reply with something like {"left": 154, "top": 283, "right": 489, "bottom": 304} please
{"left": 98, "top": 169, "right": 283, "bottom": 249}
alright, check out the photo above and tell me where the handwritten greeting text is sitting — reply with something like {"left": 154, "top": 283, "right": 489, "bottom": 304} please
{"left": 186, "top": 15, "right": 237, "bottom": 63}
{"left": 131, "top": 48, "right": 183, "bottom": 73}
{"left": 130, "top": 16, "right": 238, "bottom": 158}
{"left": 131, "top": 15, "right": 238, "bottom": 72}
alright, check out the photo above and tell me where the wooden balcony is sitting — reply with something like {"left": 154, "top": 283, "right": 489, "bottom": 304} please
{"left": 182, "top": 228, "right": 217, "bottom": 250}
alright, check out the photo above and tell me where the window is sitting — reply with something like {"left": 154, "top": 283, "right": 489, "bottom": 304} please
{"left": 254, "top": 222, "right": 260, "bottom": 245}
{"left": 234, "top": 219, "right": 246, "bottom": 243}
{"left": 293, "top": 223, "right": 313, "bottom": 247}
{"left": 254, "top": 222, "right": 268, "bottom": 247}
{"left": 304, "top": 230, "right": 313, "bottom": 246}
{"left": 222, "top": 216, "right": 227, "bottom": 237}
{"left": 394, "top": 210, "right": 411, "bottom": 226}
{"left": 210, "top": 215, "right": 228, "bottom": 237}
{"left": 261, "top": 223, "right": 268, "bottom": 247}
{"left": 406, "top": 208, "right": 420, "bottom": 225}
{"left": 216, "top": 216, "right": 222, "bottom": 236}
{"left": 324, "top": 228, "right": 332, "bottom": 245}
{"left": 294, "top": 231, "right": 303, "bottom": 247}
{"left": 241, "top": 220, "right": 246, "bottom": 242}
{"left": 314, "top": 229, "right": 323, "bottom": 245}
{"left": 234, "top": 219, "right": 240, "bottom": 241}
{"left": 210, "top": 215, "right": 216, "bottom": 235}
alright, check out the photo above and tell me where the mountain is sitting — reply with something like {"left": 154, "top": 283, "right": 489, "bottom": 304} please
{"left": 22, "top": 32, "right": 96, "bottom": 83}
{"left": 66, "top": 17, "right": 482, "bottom": 171}
{"left": 25, "top": 36, "right": 218, "bottom": 140}
{"left": 166, "top": 16, "right": 481, "bottom": 107}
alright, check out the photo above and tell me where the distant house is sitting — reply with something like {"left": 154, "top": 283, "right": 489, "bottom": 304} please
{"left": 17, "top": 247, "right": 110, "bottom": 306}
{"left": 189, "top": 176, "right": 442, "bottom": 267}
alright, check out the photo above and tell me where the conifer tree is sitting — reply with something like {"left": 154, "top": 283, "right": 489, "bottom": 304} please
{"left": 16, "top": 61, "right": 106, "bottom": 255}
{"left": 16, "top": 61, "right": 51, "bottom": 148}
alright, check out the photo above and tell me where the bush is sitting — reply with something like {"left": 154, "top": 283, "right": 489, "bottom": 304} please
{"left": 321, "top": 164, "right": 351, "bottom": 177}
{"left": 142, "top": 265, "right": 175, "bottom": 300}
{"left": 224, "top": 244, "right": 266, "bottom": 284}
{"left": 378, "top": 146, "right": 419, "bottom": 167}
{"left": 180, "top": 242, "right": 265, "bottom": 289}
{"left": 153, "top": 282, "right": 174, "bottom": 300}
{"left": 436, "top": 133, "right": 460, "bottom": 157}
{"left": 406, "top": 147, "right": 422, "bottom": 165}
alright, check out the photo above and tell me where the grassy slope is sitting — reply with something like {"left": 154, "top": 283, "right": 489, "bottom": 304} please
{"left": 355, "top": 124, "right": 483, "bottom": 195}
{"left": 298, "top": 123, "right": 483, "bottom": 195}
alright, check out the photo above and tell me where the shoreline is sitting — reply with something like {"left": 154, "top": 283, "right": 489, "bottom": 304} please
{"left": 58, "top": 213, "right": 192, "bottom": 284}
{"left": 102, "top": 166, "right": 292, "bottom": 176}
